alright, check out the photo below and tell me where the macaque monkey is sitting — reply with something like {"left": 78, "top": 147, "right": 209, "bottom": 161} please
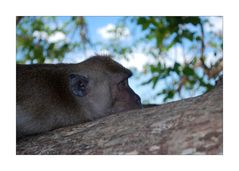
{"left": 17, "top": 55, "right": 141, "bottom": 138}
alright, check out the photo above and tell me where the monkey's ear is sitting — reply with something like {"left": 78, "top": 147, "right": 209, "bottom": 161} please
{"left": 69, "top": 74, "right": 89, "bottom": 97}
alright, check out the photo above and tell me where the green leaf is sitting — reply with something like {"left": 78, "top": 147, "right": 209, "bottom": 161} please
{"left": 167, "top": 90, "right": 175, "bottom": 99}
{"left": 173, "top": 62, "right": 181, "bottom": 75}
{"left": 152, "top": 76, "right": 159, "bottom": 88}
{"left": 183, "top": 66, "right": 195, "bottom": 76}
{"left": 162, "top": 89, "right": 175, "bottom": 101}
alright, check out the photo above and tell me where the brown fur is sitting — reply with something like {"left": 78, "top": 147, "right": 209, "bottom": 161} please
{"left": 17, "top": 55, "right": 141, "bottom": 138}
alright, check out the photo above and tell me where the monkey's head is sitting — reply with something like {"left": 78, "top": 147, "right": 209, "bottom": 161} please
{"left": 68, "top": 55, "right": 142, "bottom": 120}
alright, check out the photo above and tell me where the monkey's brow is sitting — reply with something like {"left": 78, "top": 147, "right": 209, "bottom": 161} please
{"left": 122, "top": 70, "right": 132, "bottom": 80}
{"left": 122, "top": 66, "right": 132, "bottom": 76}
{"left": 118, "top": 70, "right": 132, "bottom": 81}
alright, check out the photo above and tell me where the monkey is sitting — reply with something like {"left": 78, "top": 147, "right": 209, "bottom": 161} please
{"left": 17, "top": 55, "right": 142, "bottom": 138}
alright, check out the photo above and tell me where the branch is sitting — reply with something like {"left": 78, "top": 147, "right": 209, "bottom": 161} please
{"left": 17, "top": 81, "right": 223, "bottom": 155}
{"left": 198, "top": 19, "right": 212, "bottom": 75}
{"left": 207, "top": 58, "right": 223, "bottom": 79}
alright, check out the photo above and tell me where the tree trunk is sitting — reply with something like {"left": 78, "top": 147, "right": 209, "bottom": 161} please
{"left": 16, "top": 80, "right": 223, "bottom": 155}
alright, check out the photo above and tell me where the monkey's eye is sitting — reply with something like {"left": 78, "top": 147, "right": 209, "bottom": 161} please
{"left": 79, "top": 82, "right": 85, "bottom": 90}
{"left": 119, "top": 80, "right": 128, "bottom": 88}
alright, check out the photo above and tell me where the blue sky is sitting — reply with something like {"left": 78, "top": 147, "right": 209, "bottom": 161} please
{"left": 17, "top": 16, "right": 223, "bottom": 104}
{"left": 68, "top": 16, "right": 222, "bottom": 104}
{"left": 86, "top": 17, "right": 122, "bottom": 41}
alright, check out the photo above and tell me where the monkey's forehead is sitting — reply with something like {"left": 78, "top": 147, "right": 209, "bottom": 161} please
{"left": 83, "top": 55, "right": 132, "bottom": 76}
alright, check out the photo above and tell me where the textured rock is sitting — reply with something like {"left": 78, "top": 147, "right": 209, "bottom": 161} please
{"left": 16, "top": 80, "right": 223, "bottom": 155}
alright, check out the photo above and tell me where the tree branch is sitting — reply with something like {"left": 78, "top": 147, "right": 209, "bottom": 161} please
{"left": 199, "top": 19, "right": 209, "bottom": 71}
{"left": 17, "top": 80, "right": 223, "bottom": 155}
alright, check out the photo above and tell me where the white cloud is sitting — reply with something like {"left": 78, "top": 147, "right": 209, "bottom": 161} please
{"left": 167, "top": 45, "right": 196, "bottom": 67}
{"left": 32, "top": 30, "right": 66, "bottom": 43}
{"left": 116, "top": 47, "right": 188, "bottom": 72}
{"left": 48, "top": 31, "right": 66, "bottom": 43}
{"left": 33, "top": 30, "right": 48, "bottom": 40}
{"left": 117, "top": 53, "right": 155, "bottom": 72}
{"left": 204, "top": 17, "right": 222, "bottom": 33}
{"left": 97, "top": 24, "right": 130, "bottom": 40}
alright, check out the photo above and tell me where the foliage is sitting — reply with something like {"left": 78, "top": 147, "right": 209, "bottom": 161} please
{"left": 106, "top": 17, "right": 222, "bottom": 101}
{"left": 131, "top": 17, "right": 222, "bottom": 101}
{"left": 16, "top": 16, "right": 90, "bottom": 64}
{"left": 16, "top": 16, "right": 223, "bottom": 102}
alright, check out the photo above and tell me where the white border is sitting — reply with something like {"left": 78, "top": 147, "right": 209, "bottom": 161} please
{"left": 0, "top": 0, "right": 238, "bottom": 171}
